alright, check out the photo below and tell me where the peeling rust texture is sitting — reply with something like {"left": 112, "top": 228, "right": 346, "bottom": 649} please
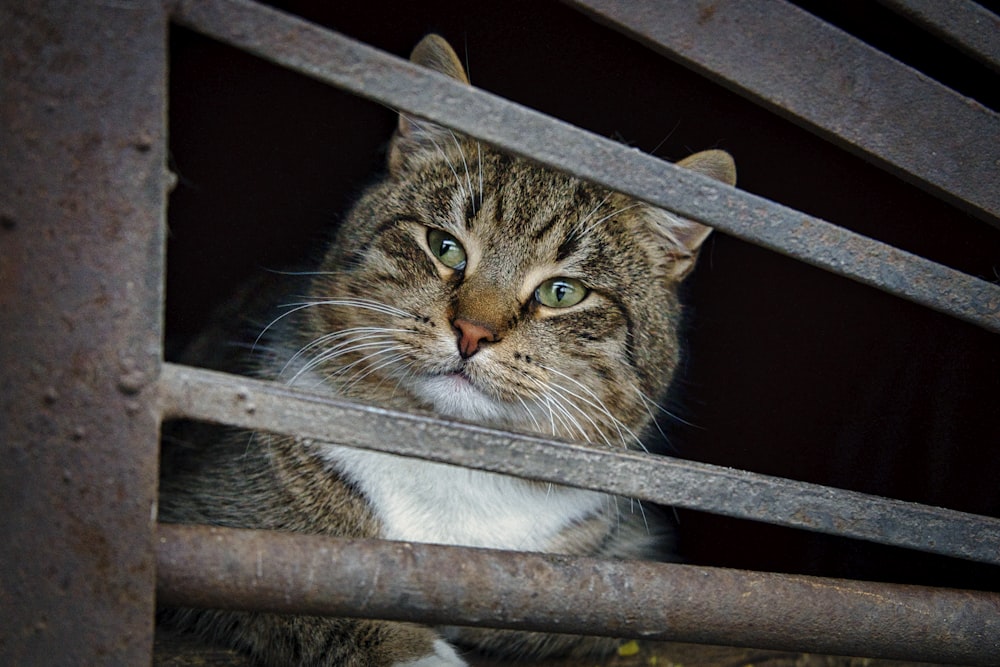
{"left": 567, "top": 0, "right": 1000, "bottom": 227}
{"left": 0, "top": 1, "right": 167, "bottom": 664}
{"left": 156, "top": 524, "right": 1000, "bottom": 665}
{"left": 169, "top": 0, "right": 1000, "bottom": 334}
{"left": 879, "top": 0, "right": 1000, "bottom": 73}
{"left": 160, "top": 364, "right": 1000, "bottom": 566}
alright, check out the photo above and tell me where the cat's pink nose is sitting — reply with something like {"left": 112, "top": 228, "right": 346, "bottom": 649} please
{"left": 453, "top": 318, "right": 498, "bottom": 359}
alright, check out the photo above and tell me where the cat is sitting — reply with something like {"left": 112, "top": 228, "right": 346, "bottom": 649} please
{"left": 158, "top": 34, "right": 735, "bottom": 667}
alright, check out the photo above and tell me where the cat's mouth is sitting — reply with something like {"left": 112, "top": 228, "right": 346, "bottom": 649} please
{"left": 408, "top": 365, "right": 522, "bottom": 424}
{"left": 424, "top": 357, "right": 476, "bottom": 383}
{"left": 412, "top": 363, "right": 482, "bottom": 393}
{"left": 433, "top": 368, "right": 484, "bottom": 394}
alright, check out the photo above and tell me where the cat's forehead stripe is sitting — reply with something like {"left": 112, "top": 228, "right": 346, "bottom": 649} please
{"left": 555, "top": 232, "right": 580, "bottom": 264}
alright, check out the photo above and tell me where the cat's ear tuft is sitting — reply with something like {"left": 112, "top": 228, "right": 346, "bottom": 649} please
{"left": 389, "top": 35, "right": 469, "bottom": 174}
{"left": 656, "top": 149, "right": 736, "bottom": 277}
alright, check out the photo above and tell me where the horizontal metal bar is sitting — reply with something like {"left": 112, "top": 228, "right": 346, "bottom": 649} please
{"left": 878, "top": 0, "right": 1000, "bottom": 73}
{"left": 566, "top": 0, "right": 1000, "bottom": 228}
{"left": 159, "top": 363, "right": 1000, "bottom": 566}
{"left": 168, "top": 0, "right": 1000, "bottom": 334}
{"left": 156, "top": 524, "right": 1000, "bottom": 665}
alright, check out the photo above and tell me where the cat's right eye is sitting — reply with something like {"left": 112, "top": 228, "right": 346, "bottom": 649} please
{"left": 427, "top": 229, "right": 467, "bottom": 270}
{"left": 534, "top": 277, "right": 588, "bottom": 309}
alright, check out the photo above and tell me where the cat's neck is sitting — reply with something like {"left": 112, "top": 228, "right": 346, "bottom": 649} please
{"left": 315, "top": 441, "right": 608, "bottom": 552}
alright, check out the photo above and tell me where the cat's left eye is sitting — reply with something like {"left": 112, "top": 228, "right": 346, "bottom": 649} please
{"left": 427, "top": 229, "right": 467, "bottom": 270}
{"left": 534, "top": 277, "right": 588, "bottom": 308}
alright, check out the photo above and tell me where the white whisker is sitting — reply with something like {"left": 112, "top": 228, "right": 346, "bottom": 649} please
{"left": 402, "top": 116, "right": 470, "bottom": 207}
{"left": 578, "top": 203, "right": 641, "bottom": 238}
{"left": 300, "top": 339, "right": 403, "bottom": 381}
{"left": 339, "top": 351, "right": 411, "bottom": 394}
{"left": 633, "top": 383, "right": 699, "bottom": 429}
{"left": 538, "top": 364, "right": 646, "bottom": 452}
{"left": 543, "top": 392, "right": 590, "bottom": 443}
{"left": 285, "top": 297, "right": 414, "bottom": 319}
{"left": 514, "top": 370, "right": 628, "bottom": 456}
{"left": 288, "top": 333, "right": 400, "bottom": 380}
{"left": 515, "top": 395, "right": 543, "bottom": 433}
{"left": 635, "top": 498, "right": 651, "bottom": 534}
{"left": 476, "top": 141, "right": 483, "bottom": 211}
{"left": 282, "top": 328, "right": 404, "bottom": 377}
{"left": 570, "top": 192, "right": 613, "bottom": 241}
{"left": 447, "top": 129, "right": 476, "bottom": 216}
{"left": 255, "top": 297, "right": 414, "bottom": 352}
{"left": 535, "top": 379, "right": 616, "bottom": 449}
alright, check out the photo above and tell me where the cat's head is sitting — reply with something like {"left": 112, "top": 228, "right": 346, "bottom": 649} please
{"left": 295, "top": 35, "right": 735, "bottom": 451}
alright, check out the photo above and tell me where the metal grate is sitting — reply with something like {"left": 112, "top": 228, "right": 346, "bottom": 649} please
{"left": 2, "top": 0, "right": 998, "bottom": 664}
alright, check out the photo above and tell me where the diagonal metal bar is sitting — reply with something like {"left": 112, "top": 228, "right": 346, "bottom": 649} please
{"left": 156, "top": 524, "right": 1000, "bottom": 666}
{"left": 159, "top": 363, "right": 1000, "bottom": 566}
{"left": 169, "top": 0, "right": 1000, "bottom": 334}
{"left": 565, "top": 0, "right": 1000, "bottom": 228}
{"left": 878, "top": 0, "right": 1000, "bottom": 73}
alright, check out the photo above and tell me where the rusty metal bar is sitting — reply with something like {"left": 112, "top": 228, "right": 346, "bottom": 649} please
{"left": 159, "top": 363, "right": 1000, "bottom": 566}
{"left": 156, "top": 524, "right": 1000, "bottom": 665}
{"left": 878, "top": 0, "right": 1000, "bottom": 73}
{"left": 169, "top": 0, "right": 1000, "bottom": 334}
{"left": 566, "top": 0, "right": 1000, "bottom": 229}
{"left": 0, "top": 1, "right": 168, "bottom": 664}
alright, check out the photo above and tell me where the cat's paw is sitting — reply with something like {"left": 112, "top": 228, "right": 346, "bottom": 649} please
{"left": 393, "top": 638, "right": 467, "bottom": 667}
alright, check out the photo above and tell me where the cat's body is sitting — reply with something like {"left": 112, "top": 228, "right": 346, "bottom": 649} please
{"left": 159, "top": 34, "right": 735, "bottom": 667}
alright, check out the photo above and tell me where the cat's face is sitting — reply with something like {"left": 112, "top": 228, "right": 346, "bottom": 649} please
{"left": 293, "top": 141, "right": 722, "bottom": 451}
{"left": 285, "top": 35, "right": 733, "bottom": 453}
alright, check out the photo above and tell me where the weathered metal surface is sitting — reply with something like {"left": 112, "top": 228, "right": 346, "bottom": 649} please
{"left": 879, "top": 0, "right": 1000, "bottom": 73}
{"left": 566, "top": 0, "right": 1000, "bottom": 229}
{"left": 156, "top": 524, "right": 1000, "bottom": 665}
{"left": 159, "top": 364, "right": 1000, "bottom": 566}
{"left": 0, "top": 1, "right": 168, "bottom": 664}
{"left": 169, "top": 0, "right": 1000, "bottom": 334}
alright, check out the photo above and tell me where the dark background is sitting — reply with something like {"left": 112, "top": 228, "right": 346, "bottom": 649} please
{"left": 166, "top": 1, "right": 1000, "bottom": 591}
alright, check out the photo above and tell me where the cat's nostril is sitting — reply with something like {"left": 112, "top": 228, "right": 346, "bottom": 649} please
{"left": 453, "top": 318, "right": 498, "bottom": 359}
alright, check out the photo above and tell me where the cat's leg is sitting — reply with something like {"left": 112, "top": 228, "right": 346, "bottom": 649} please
{"left": 161, "top": 608, "right": 467, "bottom": 667}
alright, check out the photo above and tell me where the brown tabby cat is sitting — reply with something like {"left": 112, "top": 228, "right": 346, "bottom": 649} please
{"left": 159, "top": 34, "right": 735, "bottom": 666}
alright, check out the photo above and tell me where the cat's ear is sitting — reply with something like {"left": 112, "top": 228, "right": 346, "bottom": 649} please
{"left": 389, "top": 35, "right": 469, "bottom": 174}
{"left": 658, "top": 149, "right": 736, "bottom": 277}
{"left": 676, "top": 149, "right": 736, "bottom": 188}
{"left": 408, "top": 34, "right": 469, "bottom": 86}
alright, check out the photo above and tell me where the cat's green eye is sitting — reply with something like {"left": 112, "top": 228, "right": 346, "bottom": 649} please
{"left": 534, "top": 277, "right": 588, "bottom": 309}
{"left": 427, "top": 229, "right": 467, "bottom": 270}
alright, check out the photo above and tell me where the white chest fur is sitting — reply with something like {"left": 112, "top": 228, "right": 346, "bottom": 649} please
{"left": 322, "top": 444, "right": 606, "bottom": 551}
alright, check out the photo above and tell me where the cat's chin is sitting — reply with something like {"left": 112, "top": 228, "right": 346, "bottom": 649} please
{"left": 410, "top": 372, "right": 525, "bottom": 427}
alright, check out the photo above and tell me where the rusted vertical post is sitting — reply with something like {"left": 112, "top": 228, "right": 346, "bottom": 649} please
{"left": 0, "top": 1, "right": 167, "bottom": 663}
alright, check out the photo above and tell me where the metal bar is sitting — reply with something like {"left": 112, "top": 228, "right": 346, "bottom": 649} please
{"left": 159, "top": 364, "right": 1000, "bottom": 566}
{"left": 565, "top": 0, "right": 1000, "bottom": 229}
{"left": 156, "top": 524, "right": 1000, "bottom": 665}
{"left": 169, "top": 0, "right": 1000, "bottom": 334}
{"left": 0, "top": 1, "right": 168, "bottom": 664}
{"left": 878, "top": 0, "right": 1000, "bottom": 73}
